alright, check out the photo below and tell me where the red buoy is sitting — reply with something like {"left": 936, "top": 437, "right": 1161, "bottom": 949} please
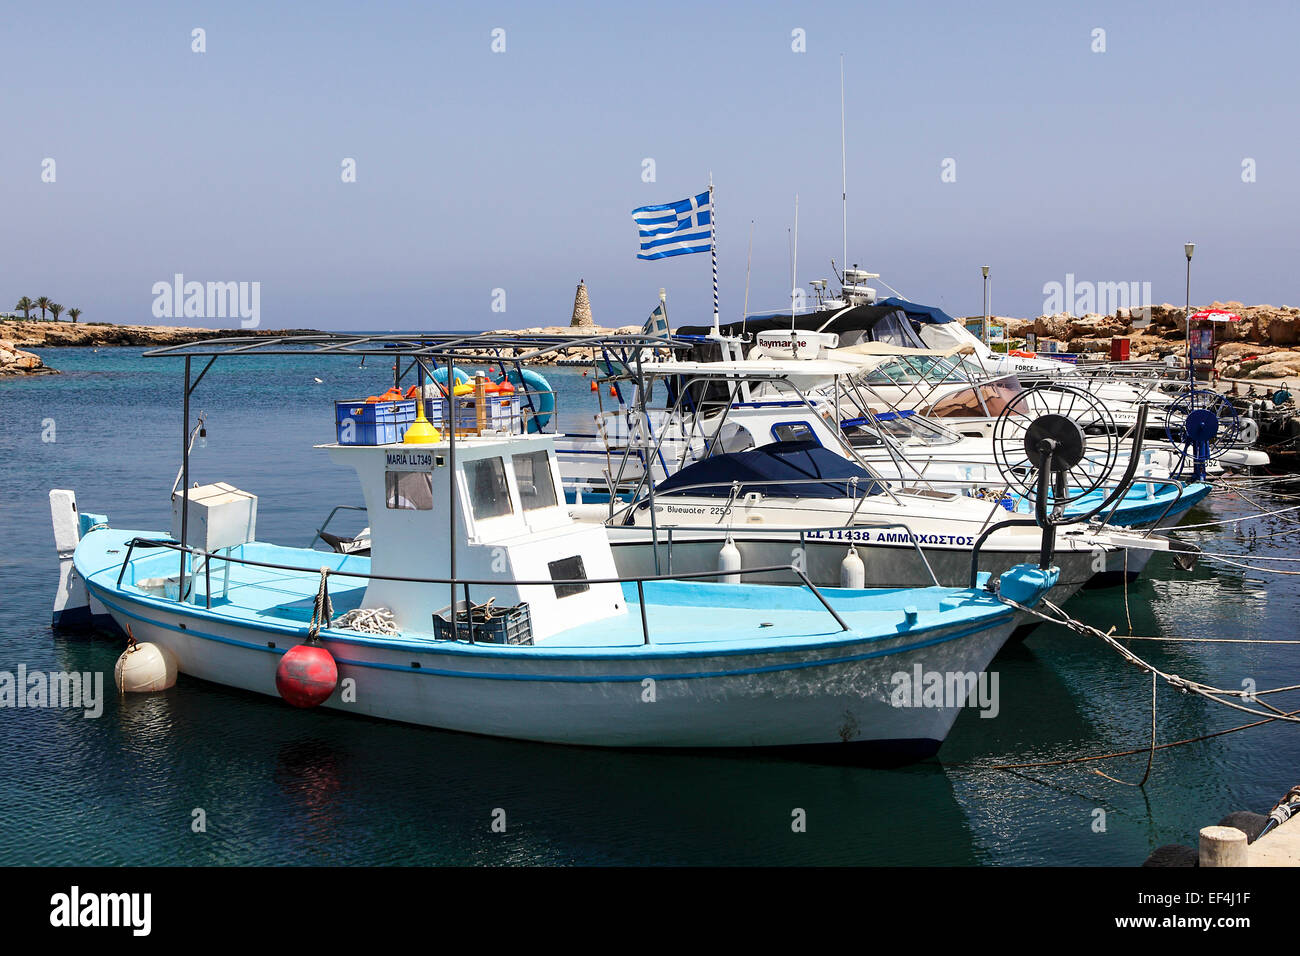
{"left": 275, "top": 643, "right": 338, "bottom": 708}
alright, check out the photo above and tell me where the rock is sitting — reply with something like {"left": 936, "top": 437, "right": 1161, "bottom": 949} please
{"left": 1249, "top": 361, "right": 1300, "bottom": 379}
{"left": 1263, "top": 313, "right": 1300, "bottom": 346}
{"left": 0, "top": 321, "right": 321, "bottom": 349}
{"left": 0, "top": 343, "right": 58, "bottom": 376}
{"left": 1147, "top": 303, "right": 1184, "bottom": 330}
{"left": 998, "top": 316, "right": 1035, "bottom": 337}
{"left": 1065, "top": 336, "right": 1115, "bottom": 353}
{"left": 1033, "top": 312, "right": 1075, "bottom": 340}
{"left": 1066, "top": 313, "right": 1124, "bottom": 339}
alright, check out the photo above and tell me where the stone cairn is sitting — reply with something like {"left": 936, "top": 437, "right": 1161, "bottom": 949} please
{"left": 570, "top": 279, "right": 595, "bottom": 328}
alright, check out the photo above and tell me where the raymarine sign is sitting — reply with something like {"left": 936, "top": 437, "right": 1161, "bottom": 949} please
{"left": 754, "top": 330, "right": 839, "bottom": 359}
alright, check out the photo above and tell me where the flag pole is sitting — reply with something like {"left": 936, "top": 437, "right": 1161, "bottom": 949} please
{"left": 710, "top": 174, "right": 719, "bottom": 335}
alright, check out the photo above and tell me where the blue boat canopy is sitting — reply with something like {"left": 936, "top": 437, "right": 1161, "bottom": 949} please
{"left": 878, "top": 296, "right": 957, "bottom": 325}
{"left": 655, "top": 441, "right": 888, "bottom": 499}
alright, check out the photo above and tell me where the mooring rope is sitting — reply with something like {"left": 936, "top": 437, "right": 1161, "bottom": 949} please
{"left": 986, "top": 707, "right": 1300, "bottom": 773}
{"left": 1109, "top": 635, "right": 1300, "bottom": 645}
{"left": 1001, "top": 596, "right": 1300, "bottom": 723}
{"left": 1200, "top": 553, "right": 1300, "bottom": 576}
{"left": 1172, "top": 501, "right": 1300, "bottom": 530}
{"left": 308, "top": 567, "right": 333, "bottom": 640}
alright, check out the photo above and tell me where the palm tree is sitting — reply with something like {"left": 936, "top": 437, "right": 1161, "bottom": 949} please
{"left": 49, "top": 303, "right": 64, "bottom": 322}
{"left": 14, "top": 297, "right": 34, "bottom": 321}
{"left": 68, "top": 307, "right": 81, "bottom": 324}
{"left": 35, "top": 296, "right": 51, "bottom": 320}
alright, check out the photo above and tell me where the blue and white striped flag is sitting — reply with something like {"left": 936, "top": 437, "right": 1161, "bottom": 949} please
{"left": 642, "top": 301, "right": 670, "bottom": 337}
{"left": 632, "top": 190, "right": 712, "bottom": 260}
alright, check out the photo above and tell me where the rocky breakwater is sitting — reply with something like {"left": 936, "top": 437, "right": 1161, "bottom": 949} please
{"left": 0, "top": 321, "right": 321, "bottom": 349}
{"left": 0, "top": 339, "right": 58, "bottom": 376}
{"left": 990, "top": 302, "right": 1300, "bottom": 379}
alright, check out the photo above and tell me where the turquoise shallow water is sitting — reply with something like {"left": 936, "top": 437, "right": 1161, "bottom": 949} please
{"left": 0, "top": 346, "right": 1297, "bottom": 865}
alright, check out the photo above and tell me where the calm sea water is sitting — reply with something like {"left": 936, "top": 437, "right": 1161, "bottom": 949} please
{"left": 1, "top": 346, "right": 1297, "bottom": 866}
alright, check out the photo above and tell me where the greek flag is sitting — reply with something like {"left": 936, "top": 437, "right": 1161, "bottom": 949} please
{"left": 632, "top": 190, "right": 712, "bottom": 260}
{"left": 642, "top": 302, "right": 670, "bottom": 337}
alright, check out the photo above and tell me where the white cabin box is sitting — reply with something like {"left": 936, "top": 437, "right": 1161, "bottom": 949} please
{"left": 171, "top": 482, "right": 258, "bottom": 552}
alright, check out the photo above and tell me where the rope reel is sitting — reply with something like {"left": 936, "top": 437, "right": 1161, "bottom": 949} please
{"left": 1163, "top": 387, "right": 1241, "bottom": 481}
{"left": 992, "top": 384, "right": 1120, "bottom": 507}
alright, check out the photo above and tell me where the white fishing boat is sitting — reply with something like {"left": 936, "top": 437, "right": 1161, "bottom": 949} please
{"left": 50, "top": 333, "right": 1062, "bottom": 763}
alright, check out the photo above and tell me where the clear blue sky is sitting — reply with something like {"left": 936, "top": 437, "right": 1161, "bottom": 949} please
{"left": 4, "top": 0, "right": 1297, "bottom": 329}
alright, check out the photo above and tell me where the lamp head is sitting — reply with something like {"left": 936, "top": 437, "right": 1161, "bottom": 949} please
{"left": 1185, "top": 242, "right": 1195, "bottom": 260}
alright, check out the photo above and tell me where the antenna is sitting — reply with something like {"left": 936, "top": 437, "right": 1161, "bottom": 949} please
{"left": 791, "top": 194, "right": 799, "bottom": 329}
{"left": 742, "top": 219, "right": 754, "bottom": 332}
{"left": 840, "top": 54, "right": 847, "bottom": 273}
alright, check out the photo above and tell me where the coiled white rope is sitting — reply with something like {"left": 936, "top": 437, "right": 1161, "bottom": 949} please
{"left": 334, "top": 606, "right": 398, "bottom": 635}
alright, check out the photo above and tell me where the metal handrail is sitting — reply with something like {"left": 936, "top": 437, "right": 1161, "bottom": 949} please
{"left": 638, "top": 520, "right": 942, "bottom": 588}
{"left": 604, "top": 474, "right": 889, "bottom": 524}
{"left": 111, "top": 537, "right": 854, "bottom": 638}
{"left": 308, "top": 505, "right": 368, "bottom": 548}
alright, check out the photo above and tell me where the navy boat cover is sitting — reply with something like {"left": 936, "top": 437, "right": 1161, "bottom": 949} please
{"left": 877, "top": 296, "right": 957, "bottom": 325}
{"left": 654, "top": 441, "right": 888, "bottom": 500}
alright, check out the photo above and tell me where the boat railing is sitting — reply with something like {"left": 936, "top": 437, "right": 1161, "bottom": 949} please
{"left": 641, "top": 521, "right": 942, "bottom": 588}
{"left": 112, "top": 537, "right": 860, "bottom": 642}
{"left": 308, "top": 505, "right": 368, "bottom": 548}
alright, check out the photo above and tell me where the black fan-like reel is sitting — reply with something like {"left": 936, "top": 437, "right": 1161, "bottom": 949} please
{"left": 992, "top": 384, "right": 1120, "bottom": 507}
{"left": 1163, "top": 387, "right": 1240, "bottom": 481}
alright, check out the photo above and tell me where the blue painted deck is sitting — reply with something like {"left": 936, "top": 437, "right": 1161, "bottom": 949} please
{"left": 77, "top": 529, "right": 1042, "bottom": 658}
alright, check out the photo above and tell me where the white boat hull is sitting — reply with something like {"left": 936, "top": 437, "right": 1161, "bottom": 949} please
{"left": 88, "top": 582, "right": 1017, "bottom": 761}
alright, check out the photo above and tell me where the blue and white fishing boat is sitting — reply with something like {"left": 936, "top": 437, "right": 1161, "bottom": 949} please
{"left": 50, "top": 334, "right": 1060, "bottom": 763}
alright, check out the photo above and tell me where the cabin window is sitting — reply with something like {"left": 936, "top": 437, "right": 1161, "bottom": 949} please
{"left": 547, "top": 555, "right": 590, "bottom": 599}
{"left": 464, "top": 457, "right": 513, "bottom": 519}
{"left": 771, "top": 422, "right": 818, "bottom": 444}
{"left": 714, "top": 422, "right": 755, "bottom": 454}
{"left": 513, "top": 450, "right": 558, "bottom": 511}
{"left": 385, "top": 471, "right": 434, "bottom": 510}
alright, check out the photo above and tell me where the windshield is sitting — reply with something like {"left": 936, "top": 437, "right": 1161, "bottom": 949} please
{"left": 924, "top": 377, "right": 1025, "bottom": 418}
{"left": 843, "top": 410, "right": 960, "bottom": 448}
{"left": 855, "top": 354, "right": 969, "bottom": 387}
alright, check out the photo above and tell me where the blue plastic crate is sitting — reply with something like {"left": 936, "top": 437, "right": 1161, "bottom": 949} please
{"left": 433, "top": 601, "right": 532, "bottom": 645}
{"left": 335, "top": 400, "right": 416, "bottom": 445}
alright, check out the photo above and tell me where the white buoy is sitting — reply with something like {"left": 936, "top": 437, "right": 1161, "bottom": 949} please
{"left": 717, "top": 536, "right": 742, "bottom": 584}
{"left": 841, "top": 544, "right": 865, "bottom": 589}
{"left": 114, "top": 640, "right": 178, "bottom": 693}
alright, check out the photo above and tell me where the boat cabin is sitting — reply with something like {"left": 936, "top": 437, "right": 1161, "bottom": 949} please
{"left": 324, "top": 434, "right": 626, "bottom": 639}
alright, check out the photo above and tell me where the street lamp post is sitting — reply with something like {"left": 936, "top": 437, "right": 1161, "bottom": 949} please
{"left": 1184, "top": 242, "right": 1195, "bottom": 383}
{"left": 981, "top": 266, "right": 990, "bottom": 345}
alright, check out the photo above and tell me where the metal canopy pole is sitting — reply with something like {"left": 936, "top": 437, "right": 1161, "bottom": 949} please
{"left": 180, "top": 356, "right": 191, "bottom": 598}
{"left": 448, "top": 390, "right": 458, "bottom": 636}
{"left": 635, "top": 345, "right": 660, "bottom": 574}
